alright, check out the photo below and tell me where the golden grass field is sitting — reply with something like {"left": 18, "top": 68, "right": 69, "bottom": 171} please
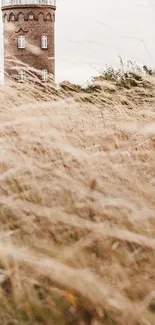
{"left": 0, "top": 69, "right": 155, "bottom": 324}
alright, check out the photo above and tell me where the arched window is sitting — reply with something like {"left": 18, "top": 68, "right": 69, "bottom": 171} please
{"left": 3, "top": 14, "right": 7, "bottom": 23}
{"left": 41, "top": 35, "right": 48, "bottom": 49}
{"left": 46, "top": 13, "right": 51, "bottom": 21}
{"left": 10, "top": 13, "right": 15, "bottom": 21}
{"left": 37, "top": 12, "right": 44, "bottom": 21}
{"left": 28, "top": 13, "right": 34, "bottom": 20}
{"left": 17, "top": 12, "right": 24, "bottom": 21}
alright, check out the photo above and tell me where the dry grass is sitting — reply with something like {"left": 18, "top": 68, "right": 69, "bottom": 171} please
{"left": 0, "top": 70, "right": 155, "bottom": 325}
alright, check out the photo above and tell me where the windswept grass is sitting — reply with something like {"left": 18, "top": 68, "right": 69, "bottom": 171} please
{"left": 0, "top": 69, "right": 155, "bottom": 325}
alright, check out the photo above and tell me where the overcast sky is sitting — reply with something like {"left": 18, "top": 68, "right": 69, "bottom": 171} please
{"left": 1, "top": 0, "right": 155, "bottom": 83}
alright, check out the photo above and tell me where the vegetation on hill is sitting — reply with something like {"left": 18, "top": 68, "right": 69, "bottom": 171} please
{"left": 0, "top": 67, "right": 155, "bottom": 325}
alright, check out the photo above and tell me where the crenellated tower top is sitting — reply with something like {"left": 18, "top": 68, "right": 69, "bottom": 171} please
{"left": 2, "top": 0, "right": 56, "bottom": 8}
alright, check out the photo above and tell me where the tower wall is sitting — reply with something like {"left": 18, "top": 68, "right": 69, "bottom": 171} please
{"left": 2, "top": 4, "right": 56, "bottom": 81}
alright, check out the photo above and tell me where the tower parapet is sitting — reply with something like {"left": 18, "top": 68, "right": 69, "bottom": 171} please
{"left": 2, "top": 0, "right": 56, "bottom": 7}
{"left": 1, "top": 0, "right": 56, "bottom": 82}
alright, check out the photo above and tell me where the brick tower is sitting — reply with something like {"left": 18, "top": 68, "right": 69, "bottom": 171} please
{"left": 1, "top": 0, "right": 56, "bottom": 82}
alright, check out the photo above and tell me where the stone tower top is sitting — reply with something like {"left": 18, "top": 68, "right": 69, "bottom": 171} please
{"left": 2, "top": 0, "right": 56, "bottom": 8}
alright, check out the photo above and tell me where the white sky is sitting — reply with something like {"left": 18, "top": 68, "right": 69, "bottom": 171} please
{"left": 1, "top": 0, "right": 155, "bottom": 83}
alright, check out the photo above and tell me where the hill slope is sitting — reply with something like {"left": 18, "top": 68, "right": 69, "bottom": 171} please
{"left": 0, "top": 71, "right": 155, "bottom": 325}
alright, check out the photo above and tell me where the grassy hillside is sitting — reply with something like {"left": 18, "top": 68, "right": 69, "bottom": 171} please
{"left": 0, "top": 69, "right": 155, "bottom": 325}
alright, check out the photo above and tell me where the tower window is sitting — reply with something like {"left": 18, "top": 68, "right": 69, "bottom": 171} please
{"left": 18, "top": 35, "right": 25, "bottom": 49}
{"left": 42, "top": 69, "right": 48, "bottom": 82}
{"left": 10, "top": 14, "right": 15, "bottom": 21}
{"left": 19, "top": 69, "right": 25, "bottom": 82}
{"left": 46, "top": 13, "right": 51, "bottom": 21}
{"left": 28, "top": 13, "right": 34, "bottom": 20}
{"left": 41, "top": 35, "right": 48, "bottom": 49}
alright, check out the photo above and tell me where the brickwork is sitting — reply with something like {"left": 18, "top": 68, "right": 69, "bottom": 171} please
{"left": 1, "top": 4, "right": 56, "bottom": 81}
